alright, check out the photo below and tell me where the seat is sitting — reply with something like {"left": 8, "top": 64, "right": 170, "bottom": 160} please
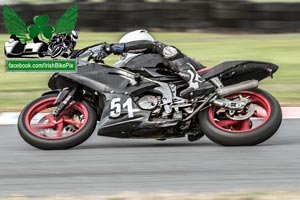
{"left": 198, "top": 60, "right": 253, "bottom": 80}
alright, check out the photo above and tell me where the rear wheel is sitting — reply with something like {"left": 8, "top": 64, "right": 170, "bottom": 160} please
{"left": 198, "top": 88, "right": 282, "bottom": 146}
{"left": 18, "top": 94, "right": 97, "bottom": 150}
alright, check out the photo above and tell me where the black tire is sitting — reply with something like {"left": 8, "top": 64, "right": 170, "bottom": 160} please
{"left": 18, "top": 94, "right": 97, "bottom": 150}
{"left": 198, "top": 88, "right": 282, "bottom": 146}
{"left": 51, "top": 45, "right": 64, "bottom": 58}
{"left": 38, "top": 52, "right": 45, "bottom": 57}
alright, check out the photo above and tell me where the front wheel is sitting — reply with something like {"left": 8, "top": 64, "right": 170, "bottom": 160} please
{"left": 198, "top": 88, "right": 282, "bottom": 146}
{"left": 18, "top": 94, "right": 97, "bottom": 150}
{"left": 51, "top": 45, "right": 64, "bottom": 58}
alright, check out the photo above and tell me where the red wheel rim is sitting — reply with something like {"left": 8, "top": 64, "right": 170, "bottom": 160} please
{"left": 25, "top": 97, "right": 89, "bottom": 140}
{"left": 208, "top": 91, "right": 272, "bottom": 133}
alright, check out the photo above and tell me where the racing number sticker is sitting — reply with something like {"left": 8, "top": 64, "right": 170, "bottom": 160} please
{"left": 110, "top": 98, "right": 134, "bottom": 118}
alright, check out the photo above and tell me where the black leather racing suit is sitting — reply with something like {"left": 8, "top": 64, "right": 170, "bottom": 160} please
{"left": 106, "top": 40, "right": 214, "bottom": 98}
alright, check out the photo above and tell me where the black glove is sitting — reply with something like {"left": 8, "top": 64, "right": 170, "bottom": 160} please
{"left": 90, "top": 42, "right": 125, "bottom": 62}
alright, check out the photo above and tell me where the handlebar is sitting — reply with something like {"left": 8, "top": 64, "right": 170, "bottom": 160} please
{"left": 68, "top": 42, "right": 109, "bottom": 64}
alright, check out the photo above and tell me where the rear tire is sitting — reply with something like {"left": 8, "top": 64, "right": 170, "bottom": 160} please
{"left": 18, "top": 94, "right": 97, "bottom": 150}
{"left": 198, "top": 88, "right": 282, "bottom": 146}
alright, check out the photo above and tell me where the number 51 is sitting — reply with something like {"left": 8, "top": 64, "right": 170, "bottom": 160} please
{"left": 110, "top": 98, "right": 134, "bottom": 118}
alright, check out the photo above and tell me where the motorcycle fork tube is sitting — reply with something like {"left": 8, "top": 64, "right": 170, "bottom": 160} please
{"left": 52, "top": 87, "right": 77, "bottom": 118}
{"left": 182, "top": 93, "right": 217, "bottom": 122}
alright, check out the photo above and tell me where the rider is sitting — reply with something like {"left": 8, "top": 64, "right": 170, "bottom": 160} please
{"left": 97, "top": 29, "right": 214, "bottom": 98}
{"left": 49, "top": 30, "right": 78, "bottom": 58}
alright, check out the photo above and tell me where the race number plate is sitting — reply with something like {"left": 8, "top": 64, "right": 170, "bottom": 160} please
{"left": 110, "top": 97, "right": 134, "bottom": 118}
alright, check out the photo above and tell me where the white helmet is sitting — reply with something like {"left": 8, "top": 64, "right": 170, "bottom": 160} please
{"left": 70, "top": 30, "right": 78, "bottom": 41}
{"left": 116, "top": 29, "right": 154, "bottom": 62}
{"left": 119, "top": 29, "right": 155, "bottom": 43}
{"left": 113, "top": 30, "right": 155, "bottom": 67}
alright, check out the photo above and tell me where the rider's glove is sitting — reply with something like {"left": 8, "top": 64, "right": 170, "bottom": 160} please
{"left": 93, "top": 43, "right": 125, "bottom": 62}
{"left": 109, "top": 43, "right": 125, "bottom": 55}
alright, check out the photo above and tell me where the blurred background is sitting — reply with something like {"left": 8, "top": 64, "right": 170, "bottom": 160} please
{"left": 1, "top": 0, "right": 300, "bottom": 111}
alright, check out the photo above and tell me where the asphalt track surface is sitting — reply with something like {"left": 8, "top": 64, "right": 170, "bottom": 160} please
{"left": 0, "top": 119, "right": 299, "bottom": 197}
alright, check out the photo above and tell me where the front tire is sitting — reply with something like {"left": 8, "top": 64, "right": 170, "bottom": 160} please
{"left": 198, "top": 88, "right": 282, "bottom": 146}
{"left": 51, "top": 45, "right": 64, "bottom": 58}
{"left": 18, "top": 94, "right": 97, "bottom": 150}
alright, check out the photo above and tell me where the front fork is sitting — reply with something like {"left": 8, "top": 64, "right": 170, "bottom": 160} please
{"left": 52, "top": 87, "right": 77, "bottom": 118}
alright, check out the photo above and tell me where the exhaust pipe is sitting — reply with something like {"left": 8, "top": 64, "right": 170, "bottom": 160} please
{"left": 216, "top": 80, "right": 258, "bottom": 97}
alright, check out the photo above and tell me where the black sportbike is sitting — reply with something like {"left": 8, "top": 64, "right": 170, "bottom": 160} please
{"left": 18, "top": 43, "right": 282, "bottom": 149}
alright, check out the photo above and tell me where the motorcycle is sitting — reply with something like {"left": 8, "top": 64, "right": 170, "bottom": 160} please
{"left": 17, "top": 43, "right": 282, "bottom": 150}
{"left": 4, "top": 35, "right": 48, "bottom": 58}
{"left": 47, "top": 33, "right": 77, "bottom": 58}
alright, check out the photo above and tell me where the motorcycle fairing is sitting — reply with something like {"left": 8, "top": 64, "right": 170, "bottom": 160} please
{"left": 97, "top": 93, "right": 180, "bottom": 138}
{"left": 48, "top": 63, "right": 159, "bottom": 95}
{"left": 123, "top": 53, "right": 167, "bottom": 71}
{"left": 5, "top": 40, "right": 25, "bottom": 56}
{"left": 97, "top": 93, "right": 149, "bottom": 138}
{"left": 200, "top": 60, "right": 279, "bottom": 85}
{"left": 48, "top": 62, "right": 180, "bottom": 138}
{"left": 122, "top": 54, "right": 182, "bottom": 82}
{"left": 5, "top": 39, "right": 48, "bottom": 57}
{"left": 121, "top": 53, "right": 204, "bottom": 71}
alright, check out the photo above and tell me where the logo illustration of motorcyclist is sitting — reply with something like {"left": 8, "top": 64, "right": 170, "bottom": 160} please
{"left": 3, "top": 4, "right": 78, "bottom": 58}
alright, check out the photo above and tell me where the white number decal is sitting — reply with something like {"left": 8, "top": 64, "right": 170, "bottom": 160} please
{"left": 110, "top": 98, "right": 134, "bottom": 118}
{"left": 123, "top": 98, "right": 134, "bottom": 118}
{"left": 110, "top": 98, "right": 121, "bottom": 118}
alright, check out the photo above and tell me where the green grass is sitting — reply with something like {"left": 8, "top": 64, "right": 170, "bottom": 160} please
{"left": 1, "top": 32, "right": 300, "bottom": 111}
